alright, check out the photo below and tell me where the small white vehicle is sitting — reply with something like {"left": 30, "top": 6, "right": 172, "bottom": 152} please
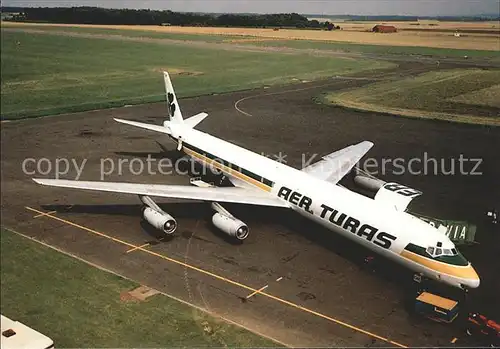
{"left": 1, "top": 315, "right": 54, "bottom": 349}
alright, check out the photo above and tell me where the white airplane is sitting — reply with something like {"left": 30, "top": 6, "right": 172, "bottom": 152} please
{"left": 33, "top": 72, "right": 480, "bottom": 290}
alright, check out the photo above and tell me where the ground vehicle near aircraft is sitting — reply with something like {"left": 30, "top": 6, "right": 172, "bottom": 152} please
{"left": 1, "top": 315, "right": 54, "bottom": 349}
{"left": 34, "top": 71, "right": 480, "bottom": 290}
{"left": 466, "top": 312, "right": 500, "bottom": 347}
{"left": 414, "top": 291, "right": 460, "bottom": 323}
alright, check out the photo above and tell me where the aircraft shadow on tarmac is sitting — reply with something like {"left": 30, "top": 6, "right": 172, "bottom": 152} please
{"left": 114, "top": 150, "right": 178, "bottom": 160}
{"left": 113, "top": 142, "right": 229, "bottom": 184}
{"left": 40, "top": 202, "right": 242, "bottom": 245}
{"left": 41, "top": 201, "right": 419, "bottom": 294}
{"left": 114, "top": 141, "right": 181, "bottom": 160}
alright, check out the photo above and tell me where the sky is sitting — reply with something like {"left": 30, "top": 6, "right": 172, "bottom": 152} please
{"left": 2, "top": 0, "right": 499, "bottom": 16}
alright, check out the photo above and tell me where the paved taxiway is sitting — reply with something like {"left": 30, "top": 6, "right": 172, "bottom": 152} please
{"left": 2, "top": 62, "right": 499, "bottom": 347}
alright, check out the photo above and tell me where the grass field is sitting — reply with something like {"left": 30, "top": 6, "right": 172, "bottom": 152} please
{"left": 0, "top": 228, "right": 279, "bottom": 347}
{"left": 448, "top": 84, "right": 500, "bottom": 108}
{"left": 4, "top": 23, "right": 499, "bottom": 59}
{"left": 2, "top": 22, "right": 251, "bottom": 43}
{"left": 323, "top": 68, "right": 500, "bottom": 126}
{"left": 4, "top": 21, "right": 498, "bottom": 51}
{"left": 0, "top": 29, "right": 394, "bottom": 119}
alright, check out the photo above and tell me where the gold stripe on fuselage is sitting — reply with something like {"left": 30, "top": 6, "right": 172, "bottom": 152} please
{"left": 400, "top": 250, "right": 478, "bottom": 280}
{"left": 183, "top": 146, "right": 272, "bottom": 192}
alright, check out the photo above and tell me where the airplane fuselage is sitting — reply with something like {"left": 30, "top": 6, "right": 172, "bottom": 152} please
{"left": 172, "top": 123, "right": 480, "bottom": 289}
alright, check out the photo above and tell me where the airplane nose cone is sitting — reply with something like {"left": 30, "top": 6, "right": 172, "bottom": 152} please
{"left": 465, "top": 265, "right": 480, "bottom": 288}
{"left": 469, "top": 278, "right": 480, "bottom": 288}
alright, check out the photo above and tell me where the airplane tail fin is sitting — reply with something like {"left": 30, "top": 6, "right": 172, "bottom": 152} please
{"left": 114, "top": 72, "right": 207, "bottom": 136}
{"left": 163, "top": 71, "right": 208, "bottom": 129}
{"left": 163, "top": 71, "right": 183, "bottom": 124}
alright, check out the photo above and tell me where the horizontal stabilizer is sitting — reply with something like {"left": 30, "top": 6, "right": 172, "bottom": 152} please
{"left": 114, "top": 118, "right": 171, "bottom": 134}
{"left": 33, "top": 179, "right": 289, "bottom": 208}
{"left": 184, "top": 112, "right": 208, "bottom": 128}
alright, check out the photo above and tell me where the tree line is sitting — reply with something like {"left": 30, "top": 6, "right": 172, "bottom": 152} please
{"left": 3, "top": 7, "right": 340, "bottom": 29}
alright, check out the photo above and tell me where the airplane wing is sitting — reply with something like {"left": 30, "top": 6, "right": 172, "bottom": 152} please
{"left": 32, "top": 179, "right": 289, "bottom": 208}
{"left": 301, "top": 141, "right": 373, "bottom": 184}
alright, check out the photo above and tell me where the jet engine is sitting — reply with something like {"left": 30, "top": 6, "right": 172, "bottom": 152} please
{"left": 142, "top": 207, "right": 177, "bottom": 235}
{"left": 212, "top": 212, "right": 249, "bottom": 241}
{"left": 353, "top": 168, "right": 422, "bottom": 212}
{"left": 353, "top": 174, "right": 386, "bottom": 192}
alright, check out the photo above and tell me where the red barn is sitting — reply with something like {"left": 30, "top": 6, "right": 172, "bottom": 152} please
{"left": 372, "top": 25, "right": 397, "bottom": 33}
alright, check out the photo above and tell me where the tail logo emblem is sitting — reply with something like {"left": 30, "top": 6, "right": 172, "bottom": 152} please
{"left": 167, "top": 92, "right": 176, "bottom": 116}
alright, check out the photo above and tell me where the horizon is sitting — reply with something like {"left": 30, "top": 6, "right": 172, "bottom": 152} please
{"left": 1, "top": 6, "right": 498, "bottom": 18}
{"left": 2, "top": 0, "right": 499, "bottom": 17}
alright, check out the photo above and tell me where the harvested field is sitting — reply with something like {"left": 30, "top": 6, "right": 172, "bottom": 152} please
{"left": 308, "top": 20, "right": 500, "bottom": 32}
{"left": 3, "top": 22, "right": 499, "bottom": 51}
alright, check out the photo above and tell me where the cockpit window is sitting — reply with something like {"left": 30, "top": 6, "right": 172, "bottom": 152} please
{"left": 425, "top": 243, "right": 457, "bottom": 258}
{"left": 405, "top": 243, "right": 468, "bottom": 266}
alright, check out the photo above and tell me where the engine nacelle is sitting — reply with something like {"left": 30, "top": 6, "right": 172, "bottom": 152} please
{"left": 354, "top": 174, "right": 385, "bottom": 192}
{"left": 142, "top": 207, "right": 177, "bottom": 235}
{"left": 212, "top": 213, "right": 249, "bottom": 241}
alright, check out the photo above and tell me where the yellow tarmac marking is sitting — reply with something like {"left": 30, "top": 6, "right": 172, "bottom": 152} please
{"left": 33, "top": 210, "right": 57, "bottom": 218}
{"left": 126, "top": 243, "right": 150, "bottom": 253}
{"left": 25, "top": 206, "right": 407, "bottom": 348}
{"left": 246, "top": 284, "right": 269, "bottom": 299}
{"left": 247, "top": 276, "right": 284, "bottom": 299}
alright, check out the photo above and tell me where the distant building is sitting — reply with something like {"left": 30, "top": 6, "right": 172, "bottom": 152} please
{"left": 372, "top": 25, "right": 397, "bottom": 33}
